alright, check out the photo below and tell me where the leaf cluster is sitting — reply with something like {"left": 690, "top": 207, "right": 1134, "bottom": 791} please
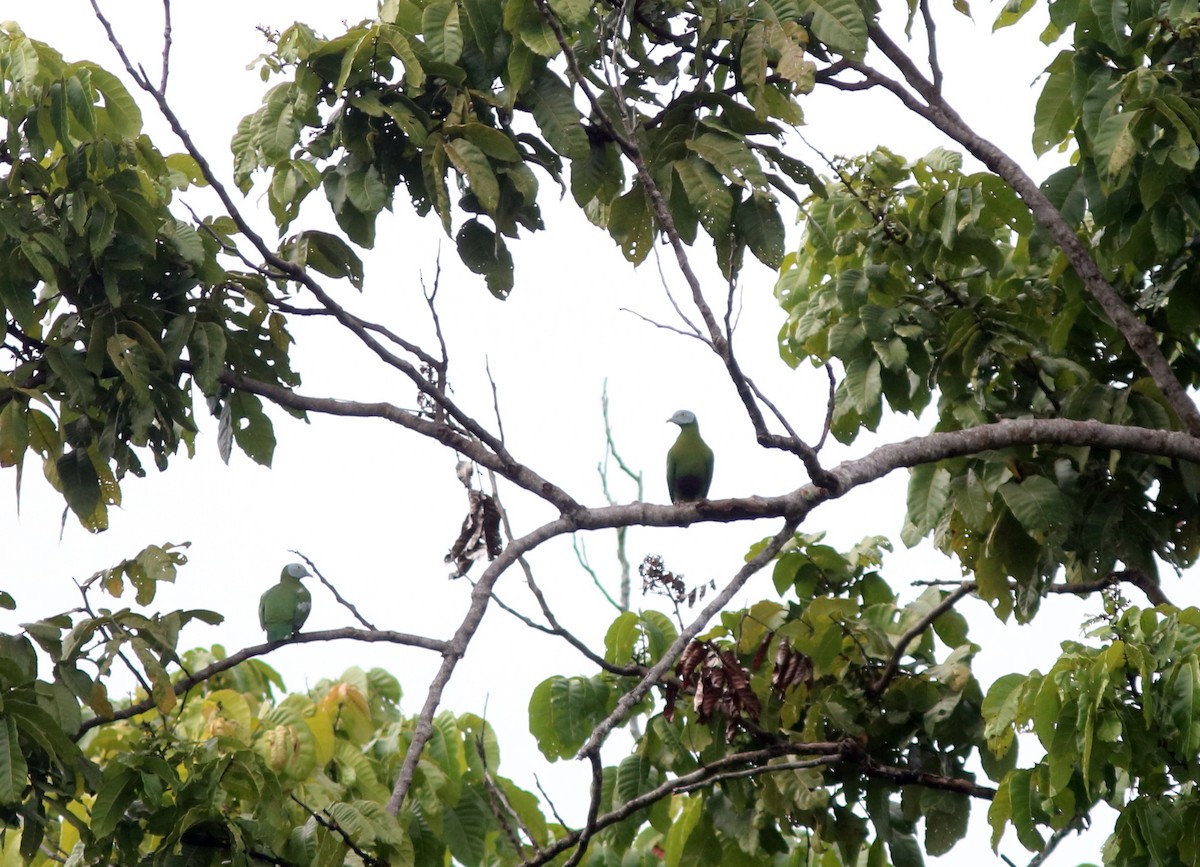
{"left": 0, "top": 25, "right": 301, "bottom": 527}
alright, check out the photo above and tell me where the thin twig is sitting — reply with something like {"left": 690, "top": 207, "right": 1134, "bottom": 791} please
{"left": 571, "top": 536, "right": 623, "bottom": 611}
{"left": 560, "top": 753, "right": 604, "bottom": 867}
{"left": 291, "top": 795, "right": 386, "bottom": 867}
{"left": 619, "top": 307, "right": 709, "bottom": 342}
{"left": 290, "top": 551, "right": 378, "bottom": 631}
{"left": 817, "top": 364, "right": 837, "bottom": 451}
{"left": 918, "top": 0, "right": 942, "bottom": 93}
{"left": 159, "top": 0, "right": 173, "bottom": 92}
{"left": 868, "top": 581, "right": 975, "bottom": 698}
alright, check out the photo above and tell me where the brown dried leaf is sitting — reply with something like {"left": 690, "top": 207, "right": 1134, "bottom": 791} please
{"left": 663, "top": 681, "right": 678, "bottom": 722}
{"left": 676, "top": 640, "right": 708, "bottom": 684}
{"left": 446, "top": 489, "right": 503, "bottom": 576}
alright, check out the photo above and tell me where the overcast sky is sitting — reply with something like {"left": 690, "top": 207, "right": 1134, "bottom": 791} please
{"left": 2, "top": 2, "right": 1181, "bottom": 862}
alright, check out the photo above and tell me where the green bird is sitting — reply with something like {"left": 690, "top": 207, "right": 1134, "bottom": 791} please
{"left": 666, "top": 409, "right": 714, "bottom": 504}
{"left": 259, "top": 563, "right": 312, "bottom": 642}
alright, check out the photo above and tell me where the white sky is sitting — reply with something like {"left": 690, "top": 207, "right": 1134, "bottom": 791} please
{"left": 2, "top": 2, "right": 1190, "bottom": 863}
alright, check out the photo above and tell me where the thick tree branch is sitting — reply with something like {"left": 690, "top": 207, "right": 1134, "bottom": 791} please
{"left": 73, "top": 627, "right": 447, "bottom": 739}
{"left": 214, "top": 366, "right": 580, "bottom": 513}
{"left": 213, "top": 370, "right": 1200, "bottom": 528}
{"left": 385, "top": 516, "right": 577, "bottom": 814}
{"left": 859, "top": 23, "right": 1200, "bottom": 437}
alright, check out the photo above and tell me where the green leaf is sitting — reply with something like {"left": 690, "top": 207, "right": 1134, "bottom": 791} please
{"left": 90, "top": 768, "right": 138, "bottom": 837}
{"left": 444, "top": 137, "right": 500, "bottom": 214}
{"left": 0, "top": 716, "right": 27, "bottom": 805}
{"left": 526, "top": 71, "right": 588, "bottom": 160}
{"left": 549, "top": 0, "right": 590, "bottom": 26}
{"left": 450, "top": 122, "right": 521, "bottom": 162}
{"left": 843, "top": 354, "right": 882, "bottom": 415}
{"left": 56, "top": 449, "right": 101, "bottom": 520}
{"left": 455, "top": 219, "right": 514, "bottom": 298}
{"left": 796, "top": 0, "right": 868, "bottom": 59}
{"left": 1032, "top": 58, "right": 1077, "bottom": 155}
{"left": 675, "top": 157, "right": 733, "bottom": 237}
{"left": 377, "top": 24, "right": 426, "bottom": 88}
{"left": 188, "top": 322, "right": 227, "bottom": 394}
{"left": 423, "top": 0, "right": 464, "bottom": 63}
{"left": 1094, "top": 108, "right": 1143, "bottom": 181}
{"left": 734, "top": 193, "right": 785, "bottom": 268}
{"left": 1006, "top": 769, "right": 1045, "bottom": 852}
{"left": 106, "top": 335, "right": 152, "bottom": 403}
{"left": 998, "top": 476, "right": 1070, "bottom": 532}
{"left": 686, "top": 132, "right": 768, "bottom": 191}
{"left": 45, "top": 346, "right": 96, "bottom": 404}
{"left": 608, "top": 182, "right": 655, "bottom": 264}
{"left": 462, "top": 0, "right": 501, "bottom": 54}
{"left": 903, "top": 464, "right": 951, "bottom": 547}
{"left": 288, "top": 230, "right": 365, "bottom": 289}
{"left": 528, "top": 675, "right": 612, "bottom": 760}
{"left": 442, "top": 789, "right": 488, "bottom": 867}
{"left": 83, "top": 63, "right": 143, "bottom": 137}
{"left": 229, "top": 391, "right": 276, "bottom": 466}
{"left": 604, "top": 612, "right": 639, "bottom": 665}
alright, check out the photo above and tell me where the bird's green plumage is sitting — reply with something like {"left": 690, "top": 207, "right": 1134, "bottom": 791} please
{"left": 667, "top": 410, "right": 714, "bottom": 503}
{"left": 259, "top": 564, "right": 312, "bottom": 642}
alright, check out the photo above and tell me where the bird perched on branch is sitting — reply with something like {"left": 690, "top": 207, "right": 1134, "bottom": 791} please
{"left": 666, "top": 410, "right": 714, "bottom": 504}
{"left": 259, "top": 563, "right": 312, "bottom": 642}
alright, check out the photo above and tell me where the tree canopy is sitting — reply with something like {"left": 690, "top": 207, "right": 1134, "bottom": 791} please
{"left": 3, "top": 0, "right": 1200, "bottom": 865}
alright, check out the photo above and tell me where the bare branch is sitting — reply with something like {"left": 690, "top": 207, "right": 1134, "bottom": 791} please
{"left": 531, "top": 0, "right": 835, "bottom": 488}
{"left": 918, "top": 0, "right": 942, "bottom": 93}
{"left": 385, "top": 515, "right": 576, "bottom": 814}
{"left": 868, "top": 581, "right": 975, "bottom": 698}
{"left": 159, "top": 0, "right": 173, "bottom": 93}
{"left": 289, "top": 551, "right": 377, "bottom": 631}
{"left": 210, "top": 365, "right": 580, "bottom": 513}
{"left": 561, "top": 753, "right": 604, "bottom": 867}
{"left": 619, "top": 306, "right": 708, "bottom": 342}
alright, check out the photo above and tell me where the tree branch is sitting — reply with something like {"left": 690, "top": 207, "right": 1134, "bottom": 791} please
{"left": 531, "top": 0, "right": 836, "bottom": 489}
{"left": 859, "top": 23, "right": 1200, "bottom": 436}
{"left": 385, "top": 516, "right": 577, "bottom": 814}
{"left": 73, "top": 627, "right": 447, "bottom": 739}
{"left": 868, "top": 581, "right": 975, "bottom": 698}
{"left": 88, "top": 0, "right": 533, "bottom": 476}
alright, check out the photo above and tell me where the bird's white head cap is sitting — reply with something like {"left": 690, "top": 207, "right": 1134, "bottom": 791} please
{"left": 282, "top": 563, "right": 311, "bottom": 579}
{"left": 667, "top": 409, "right": 697, "bottom": 425}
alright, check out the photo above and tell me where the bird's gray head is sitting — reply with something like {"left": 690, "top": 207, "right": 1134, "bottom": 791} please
{"left": 667, "top": 409, "right": 698, "bottom": 426}
{"left": 282, "top": 563, "right": 311, "bottom": 580}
